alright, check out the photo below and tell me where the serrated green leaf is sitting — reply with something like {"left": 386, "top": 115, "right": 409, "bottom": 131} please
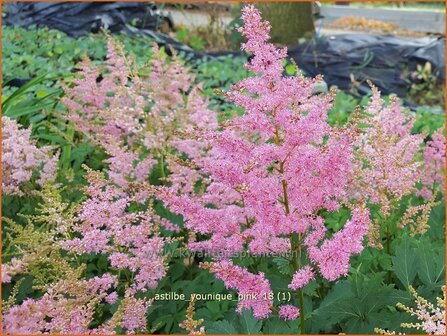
{"left": 273, "top": 256, "right": 294, "bottom": 276}
{"left": 237, "top": 309, "right": 262, "bottom": 334}
{"left": 207, "top": 320, "right": 238, "bottom": 334}
{"left": 392, "top": 237, "right": 417, "bottom": 288}
{"left": 302, "top": 280, "right": 319, "bottom": 297}
{"left": 263, "top": 317, "right": 296, "bottom": 334}
{"left": 416, "top": 242, "right": 438, "bottom": 286}
{"left": 97, "top": 255, "right": 108, "bottom": 271}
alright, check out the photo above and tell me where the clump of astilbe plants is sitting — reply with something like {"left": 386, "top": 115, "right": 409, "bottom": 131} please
{"left": 62, "top": 37, "right": 217, "bottom": 189}
{"left": 349, "top": 84, "right": 445, "bottom": 255}
{"left": 1, "top": 168, "right": 168, "bottom": 334}
{"left": 2, "top": 29, "right": 218, "bottom": 335}
{"left": 157, "top": 5, "right": 371, "bottom": 331}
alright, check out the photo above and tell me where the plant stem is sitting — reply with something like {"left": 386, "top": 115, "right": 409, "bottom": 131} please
{"left": 61, "top": 122, "right": 75, "bottom": 171}
{"left": 275, "top": 125, "right": 305, "bottom": 333}
{"left": 385, "top": 216, "right": 392, "bottom": 283}
{"left": 298, "top": 288, "right": 305, "bottom": 333}
{"left": 281, "top": 162, "right": 305, "bottom": 334}
{"left": 159, "top": 153, "right": 166, "bottom": 181}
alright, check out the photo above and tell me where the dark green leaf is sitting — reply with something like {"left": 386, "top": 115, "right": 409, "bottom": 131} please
{"left": 237, "top": 309, "right": 262, "bottom": 334}
{"left": 392, "top": 237, "right": 417, "bottom": 288}
{"left": 207, "top": 320, "right": 238, "bottom": 334}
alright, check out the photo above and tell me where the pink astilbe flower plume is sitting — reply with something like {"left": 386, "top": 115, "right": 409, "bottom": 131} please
{"left": 60, "top": 167, "right": 169, "bottom": 294}
{"left": 158, "top": 4, "right": 371, "bottom": 319}
{"left": 351, "top": 86, "right": 425, "bottom": 215}
{"left": 2, "top": 116, "right": 58, "bottom": 196}
{"left": 63, "top": 38, "right": 217, "bottom": 192}
{"left": 417, "top": 127, "right": 445, "bottom": 200}
{"left": 349, "top": 83, "right": 439, "bottom": 247}
{"left": 63, "top": 39, "right": 143, "bottom": 138}
{"left": 204, "top": 260, "right": 273, "bottom": 319}
{"left": 278, "top": 304, "right": 300, "bottom": 321}
{"left": 2, "top": 273, "right": 121, "bottom": 334}
{"left": 289, "top": 266, "right": 315, "bottom": 291}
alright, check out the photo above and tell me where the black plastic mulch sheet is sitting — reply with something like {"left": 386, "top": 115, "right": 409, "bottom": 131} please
{"left": 4, "top": 1, "right": 200, "bottom": 54}
{"left": 288, "top": 34, "right": 445, "bottom": 97}
{"left": 3, "top": 2, "right": 446, "bottom": 98}
{"left": 4, "top": 1, "right": 164, "bottom": 37}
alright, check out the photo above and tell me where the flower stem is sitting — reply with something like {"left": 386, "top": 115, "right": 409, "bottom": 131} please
{"left": 385, "top": 216, "right": 392, "bottom": 283}
{"left": 298, "top": 288, "right": 305, "bottom": 333}
{"left": 281, "top": 163, "right": 305, "bottom": 334}
{"left": 159, "top": 154, "right": 166, "bottom": 181}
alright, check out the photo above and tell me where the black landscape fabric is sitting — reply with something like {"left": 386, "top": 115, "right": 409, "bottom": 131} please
{"left": 4, "top": 1, "right": 445, "bottom": 97}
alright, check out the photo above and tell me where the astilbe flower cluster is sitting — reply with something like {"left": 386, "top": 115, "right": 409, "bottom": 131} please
{"left": 2, "top": 169, "right": 164, "bottom": 334}
{"left": 2, "top": 116, "right": 58, "bottom": 196}
{"left": 203, "top": 260, "right": 273, "bottom": 318}
{"left": 2, "top": 268, "right": 151, "bottom": 334}
{"left": 1, "top": 184, "right": 82, "bottom": 292}
{"left": 61, "top": 167, "right": 169, "bottom": 294}
{"left": 417, "top": 127, "right": 446, "bottom": 200}
{"left": 3, "top": 272, "right": 117, "bottom": 334}
{"left": 158, "top": 4, "right": 371, "bottom": 320}
{"left": 62, "top": 39, "right": 143, "bottom": 139}
{"left": 58, "top": 34, "right": 218, "bottom": 297}
{"left": 9, "top": 35, "right": 219, "bottom": 335}
{"left": 1, "top": 192, "right": 80, "bottom": 288}
{"left": 375, "top": 286, "right": 446, "bottom": 335}
{"left": 63, "top": 38, "right": 217, "bottom": 193}
{"left": 138, "top": 44, "right": 218, "bottom": 191}
{"left": 62, "top": 40, "right": 153, "bottom": 192}
{"left": 278, "top": 304, "right": 300, "bottom": 321}
{"left": 398, "top": 197, "right": 439, "bottom": 236}
{"left": 350, "top": 86, "right": 431, "bottom": 247}
{"left": 178, "top": 296, "right": 205, "bottom": 335}
{"left": 352, "top": 87, "right": 425, "bottom": 215}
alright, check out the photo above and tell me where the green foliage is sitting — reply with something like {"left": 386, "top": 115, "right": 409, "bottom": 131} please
{"left": 311, "top": 272, "right": 402, "bottom": 333}
{"left": 413, "top": 106, "right": 446, "bottom": 134}
{"left": 207, "top": 320, "right": 239, "bottom": 334}
{"left": 207, "top": 310, "right": 262, "bottom": 334}
{"left": 2, "top": 26, "right": 155, "bottom": 84}
{"left": 272, "top": 256, "right": 295, "bottom": 276}
{"left": 2, "top": 73, "right": 60, "bottom": 120}
{"left": 327, "top": 90, "right": 361, "bottom": 125}
{"left": 323, "top": 206, "right": 351, "bottom": 232}
{"left": 191, "top": 55, "right": 248, "bottom": 120}
{"left": 175, "top": 27, "right": 206, "bottom": 51}
{"left": 392, "top": 237, "right": 417, "bottom": 288}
